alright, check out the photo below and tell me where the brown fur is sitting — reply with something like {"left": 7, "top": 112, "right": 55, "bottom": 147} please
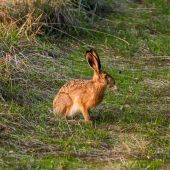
{"left": 53, "top": 49, "right": 117, "bottom": 122}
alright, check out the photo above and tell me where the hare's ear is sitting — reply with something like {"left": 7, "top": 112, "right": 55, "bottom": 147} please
{"left": 86, "top": 49, "right": 101, "bottom": 73}
{"left": 91, "top": 49, "right": 101, "bottom": 70}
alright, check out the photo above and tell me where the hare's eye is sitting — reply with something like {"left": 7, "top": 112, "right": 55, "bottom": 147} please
{"left": 104, "top": 74, "right": 108, "bottom": 78}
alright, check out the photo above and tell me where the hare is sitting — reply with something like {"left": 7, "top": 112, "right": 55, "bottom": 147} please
{"left": 53, "top": 49, "right": 117, "bottom": 122}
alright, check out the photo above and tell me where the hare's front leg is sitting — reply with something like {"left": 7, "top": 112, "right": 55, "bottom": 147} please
{"left": 80, "top": 106, "right": 91, "bottom": 122}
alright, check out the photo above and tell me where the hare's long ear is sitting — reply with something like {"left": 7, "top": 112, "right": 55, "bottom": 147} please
{"left": 91, "top": 49, "right": 101, "bottom": 70}
{"left": 86, "top": 49, "right": 101, "bottom": 73}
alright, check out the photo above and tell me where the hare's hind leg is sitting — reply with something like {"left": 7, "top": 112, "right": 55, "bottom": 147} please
{"left": 53, "top": 94, "right": 72, "bottom": 118}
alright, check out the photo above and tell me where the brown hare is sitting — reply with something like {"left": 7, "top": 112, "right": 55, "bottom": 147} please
{"left": 53, "top": 49, "right": 117, "bottom": 122}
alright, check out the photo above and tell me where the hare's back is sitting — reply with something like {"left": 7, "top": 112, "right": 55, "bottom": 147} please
{"left": 58, "top": 79, "right": 89, "bottom": 94}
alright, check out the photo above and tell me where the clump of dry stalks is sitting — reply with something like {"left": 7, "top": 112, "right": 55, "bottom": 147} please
{"left": 0, "top": 0, "right": 82, "bottom": 41}
{"left": 0, "top": 0, "right": 114, "bottom": 44}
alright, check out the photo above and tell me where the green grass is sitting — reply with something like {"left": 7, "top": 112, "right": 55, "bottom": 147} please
{"left": 0, "top": 0, "right": 170, "bottom": 169}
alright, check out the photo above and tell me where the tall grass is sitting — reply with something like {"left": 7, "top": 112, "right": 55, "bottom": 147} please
{"left": 0, "top": 0, "right": 82, "bottom": 49}
{"left": 0, "top": 0, "right": 112, "bottom": 54}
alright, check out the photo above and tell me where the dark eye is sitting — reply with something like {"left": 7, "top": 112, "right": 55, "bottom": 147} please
{"left": 104, "top": 74, "right": 108, "bottom": 78}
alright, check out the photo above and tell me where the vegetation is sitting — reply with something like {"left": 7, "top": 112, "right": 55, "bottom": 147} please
{"left": 0, "top": 0, "right": 170, "bottom": 169}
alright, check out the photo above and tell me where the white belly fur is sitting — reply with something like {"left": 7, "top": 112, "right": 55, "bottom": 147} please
{"left": 68, "top": 104, "right": 80, "bottom": 117}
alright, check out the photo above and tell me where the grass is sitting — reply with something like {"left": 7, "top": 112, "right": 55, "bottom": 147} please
{"left": 0, "top": 0, "right": 170, "bottom": 169}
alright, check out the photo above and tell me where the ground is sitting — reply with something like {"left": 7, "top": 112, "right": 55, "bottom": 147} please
{"left": 0, "top": 0, "right": 170, "bottom": 170}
